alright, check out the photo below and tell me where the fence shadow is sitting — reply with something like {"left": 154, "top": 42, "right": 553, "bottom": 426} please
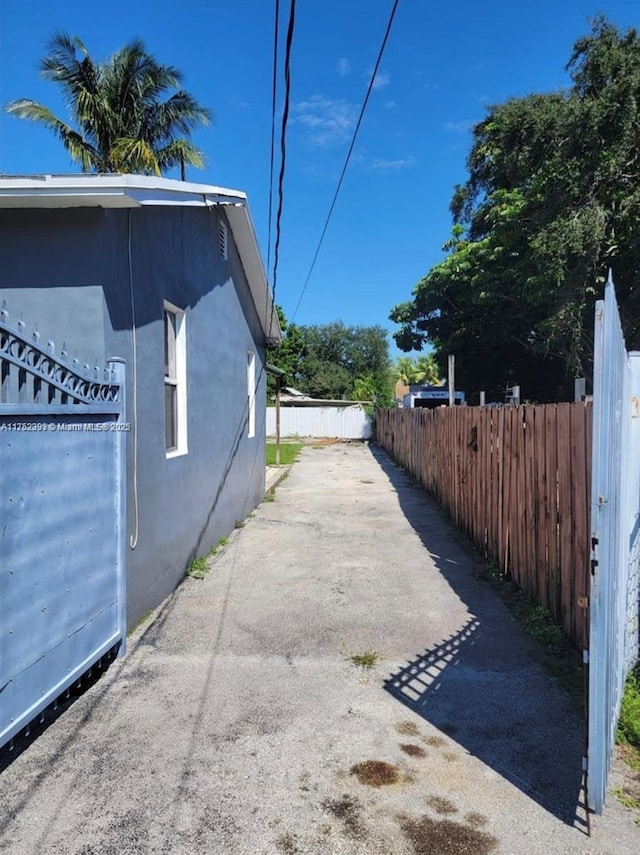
{"left": 370, "top": 444, "right": 587, "bottom": 830}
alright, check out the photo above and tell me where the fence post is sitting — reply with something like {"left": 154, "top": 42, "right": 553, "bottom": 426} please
{"left": 448, "top": 355, "right": 455, "bottom": 407}
{"left": 108, "top": 357, "right": 128, "bottom": 656}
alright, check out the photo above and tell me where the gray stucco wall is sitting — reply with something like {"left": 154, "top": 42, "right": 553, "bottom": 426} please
{"left": 0, "top": 205, "right": 267, "bottom": 627}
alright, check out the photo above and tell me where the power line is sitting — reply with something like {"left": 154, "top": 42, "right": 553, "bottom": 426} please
{"left": 290, "top": 0, "right": 401, "bottom": 323}
{"left": 266, "top": 0, "right": 280, "bottom": 278}
{"left": 270, "top": 0, "right": 296, "bottom": 331}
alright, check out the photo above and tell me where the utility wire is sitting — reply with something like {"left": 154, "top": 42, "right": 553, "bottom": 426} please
{"left": 270, "top": 0, "right": 296, "bottom": 336}
{"left": 290, "top": 0, "right": 400, "bottom": 322}
{"left": 266, "top": 0, "right": 280, "bottom": 278}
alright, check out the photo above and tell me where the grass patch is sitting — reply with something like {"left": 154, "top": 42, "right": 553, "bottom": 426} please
{"left": 186, "top": 536, "right": 229, "bottom": 580}
{"left": 266, "top": 442, "right": 303, "bottom": 466}
{"left": 347, "top": 650, "right": 380, "bottom": 670}
{"left": 618, "top": 664, "right": 640, "bottom": 750}
{"left": 616, "top": 663, "right": 640, "bottom": 819}
{"left": 186, "top": 555, "right": 209, "bottom": 580}
{"left": 612, "top": 786, "right": 640, "bottom": 810}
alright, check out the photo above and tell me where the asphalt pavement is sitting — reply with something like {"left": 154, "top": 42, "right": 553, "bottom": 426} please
{"left": 1, "top": 442, "right": 638, "bottom": 854}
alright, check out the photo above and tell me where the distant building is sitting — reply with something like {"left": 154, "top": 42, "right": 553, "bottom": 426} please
{"left": 401, "top": 385, "right": 465, "bottom": 408}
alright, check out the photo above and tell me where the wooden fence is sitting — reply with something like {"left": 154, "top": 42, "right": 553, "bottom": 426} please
{"left": 375, "top": 404, "right": 592, "bottom": 650}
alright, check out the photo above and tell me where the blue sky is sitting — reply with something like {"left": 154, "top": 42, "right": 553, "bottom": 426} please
{"left": 1, "top": 0, "right": 638, "bottom": 358}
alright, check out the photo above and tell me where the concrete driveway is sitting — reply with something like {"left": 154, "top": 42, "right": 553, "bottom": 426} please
{"left": 1, "top": 442, "right": 638, "bottom": 854}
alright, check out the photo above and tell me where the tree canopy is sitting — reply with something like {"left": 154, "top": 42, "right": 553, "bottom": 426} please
{"left": 269, "top": 309, "right": 393, "bottom": 404}
{"left": 391, "top": 16, "right": 640, "bottom": 402}
{"left": 6, "top": 32, "right": 211, "bottom": 176}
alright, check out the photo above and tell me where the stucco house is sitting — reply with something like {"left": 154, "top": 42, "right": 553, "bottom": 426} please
{"left": 0, "top": 174, "right": 281, "bottom": 627}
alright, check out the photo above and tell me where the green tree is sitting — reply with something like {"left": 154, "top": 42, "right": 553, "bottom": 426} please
{"left": 268, "top": 310, "right": 392, "bottom": 402}
{"left": 6, "top": 32, "right": 211, "bottom": 176}
{"left": 395, "top": 355, "right": 440, "bottom": 385}
{"left": 391, "top": 16, "right": 640, "bottom": 402}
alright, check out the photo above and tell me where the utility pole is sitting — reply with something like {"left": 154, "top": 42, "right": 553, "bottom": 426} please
{"left": 448, "top": 355, "right": 455, "bottom": 407}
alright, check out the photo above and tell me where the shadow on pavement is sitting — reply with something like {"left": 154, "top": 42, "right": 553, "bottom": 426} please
{"left": 370, "top": 444, "right": 587, "bottom": 831}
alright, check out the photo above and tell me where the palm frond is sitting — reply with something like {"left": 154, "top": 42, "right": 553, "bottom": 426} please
{"left": 155, "top": 139, "right": 206, "bottom": 172}
{"left": 109, "top": 137, "right": 160, "bottom": 175}
{"left": 5, "top": 99, "right": 100, "bottom": 171}
{"left": 10, "top": 32, "right": 212, "bottom": 177}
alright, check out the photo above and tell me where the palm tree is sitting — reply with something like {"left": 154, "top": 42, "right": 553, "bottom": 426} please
{"left": 395, "top": 356, "right": 422, "bottom": 385}
{"left": 395, "top": 355, "right": 441, "bottom": 385}
{"left": 415, "top": 354, "right": 441, "bottom": 385}
{"left": 6, "top": 32, "right": 211, "bottom": 177}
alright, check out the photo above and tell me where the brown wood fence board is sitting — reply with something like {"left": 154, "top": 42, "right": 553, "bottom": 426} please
{"left": 534, "top": 407, "right": 549, "bottom": 610}
{"left": 544, "top": 406, "right": 560, "bottom": 622}
{"left": 571, "top": 404, "right": 589, "bottom": 650}
{"left": 489, "top": 409, "right": 497, "bottom": 558}
{"left": 513, "top": 407, "right": 525, "bottom": 590}
{"left": 556, "top": 404, "right": 574, "bottom": 638}
{"left": 375, "top": 401, "right": 592, "bottom": 651}
{"left": 523, "top": 407, "right": 537, "bottom": 600}
{"left": 496, "top": 407, "right": 505, "bottom": 567}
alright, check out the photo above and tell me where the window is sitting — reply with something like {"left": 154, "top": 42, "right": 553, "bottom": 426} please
{"left": 247, "top": 351, "right": 256, "bottom": 439}
{"left": 219, "top": 219, "right": 228, "bottom": 261}
{"left": 164, "top": 302, "right": 187, "bottom": 456}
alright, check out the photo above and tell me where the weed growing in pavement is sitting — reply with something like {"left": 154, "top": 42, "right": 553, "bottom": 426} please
{"left": 347, "top": 650, "right": 380, "bottom": 670}
{"left": 186, "top": 536, "right": 229, "bottom": 580}
{"left": 186, "top": 555, "right": 209, "bottom": 580}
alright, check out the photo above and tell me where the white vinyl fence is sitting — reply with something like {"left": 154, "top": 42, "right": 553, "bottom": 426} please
{"left": 266, "top": 406, "right": 372, "bottom": 439}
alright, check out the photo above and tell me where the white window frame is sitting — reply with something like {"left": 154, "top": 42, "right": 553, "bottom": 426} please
{"left": 247, "top": 350, "right": 256, "bottom": 439}
{"left": 164, "top": 301, "right": 188, "bottom": 458}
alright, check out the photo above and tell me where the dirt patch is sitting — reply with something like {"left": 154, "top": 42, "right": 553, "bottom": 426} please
{"left": 275, "top": 832, "right": 300, "bottom": 854}
{"left": 443, "top": 752, "right": 458, "bottom": 762}
{"left": 465, "top": 812, "right": 489, "bottom": 829}
{"left": 424, "top": 736, "right": 446, "bottom": 748}
{"left": 426, "top": 795, "right": 457, "bottom": 815}
{"left": 396, "top": 721, "right": 420, "bottom": 737}
{"left": 401, "top": 743, "right": 426, "bottom": 758}
{"left": 322, "top": 794, "right": 366, "bottom": 839}
{"left": 398, "top": 814, "right": 498, "bottom": 855}
{"left": 351, "top": 760, "right": 400, "bottom": 787}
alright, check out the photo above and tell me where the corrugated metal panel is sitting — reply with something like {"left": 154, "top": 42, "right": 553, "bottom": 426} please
{"left": 588, "top": 275, "right": 640, "bottom": 813}
{"left": 266, "top": 406, "right": 372, "bottom": 439}
{"left": 0, "top": 311, "right": 126, "bottom": 749}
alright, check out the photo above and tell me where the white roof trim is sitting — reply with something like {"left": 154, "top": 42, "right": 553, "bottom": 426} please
{"left": 0, "top": 174, "right": 281, "bottom": 343}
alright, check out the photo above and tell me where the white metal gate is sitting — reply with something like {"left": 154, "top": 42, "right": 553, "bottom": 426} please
{"left": 0, "top": 306, "right": 127, "bottom": 749}
{"left": 588, "top": 274, "right": 640, "bottom": 813}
